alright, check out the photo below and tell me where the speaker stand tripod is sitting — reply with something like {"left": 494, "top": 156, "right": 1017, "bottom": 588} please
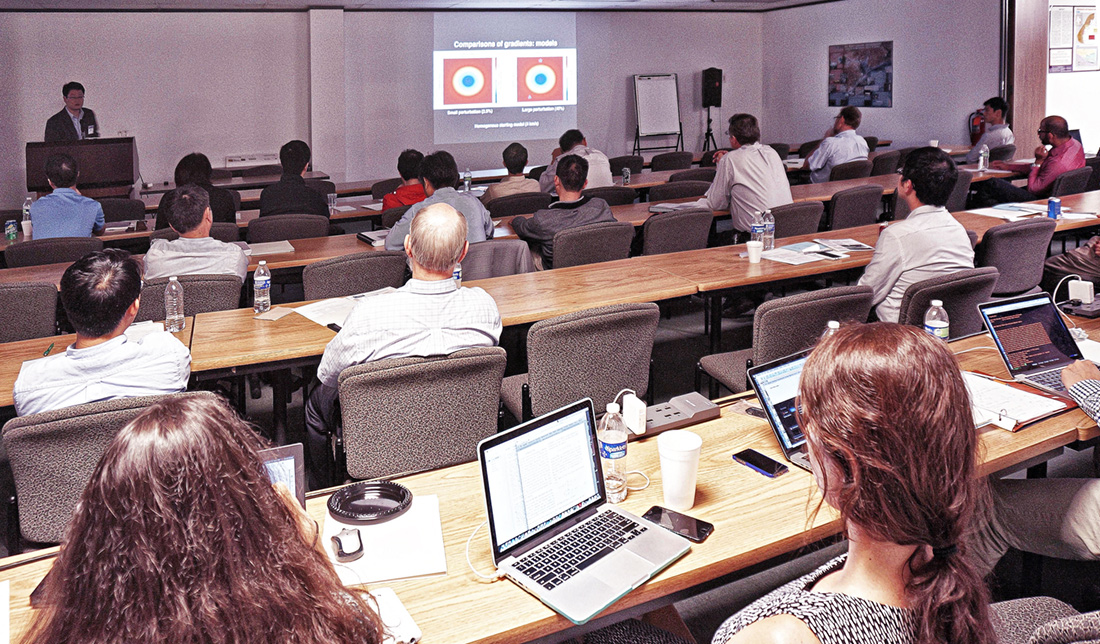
{"left": 702, "top": 107, "right": 718, "bottom": 152}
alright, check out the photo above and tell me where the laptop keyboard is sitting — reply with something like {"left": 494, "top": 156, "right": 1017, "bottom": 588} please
{"left": 1027, "top": 369, "right": 1067, "bottom": 392}
{"left": 514, "top": 511, "right": 648, "bottom": 590}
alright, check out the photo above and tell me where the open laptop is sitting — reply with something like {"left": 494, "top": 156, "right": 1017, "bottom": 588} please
{"left": 978, "top": 293, "right": 1086, "bottom": 395}
{"left": 747, "top": 352, "right": 812, "bottom": 472}
{"left": 477, "top": 399, "right": 690, "bottom": 625}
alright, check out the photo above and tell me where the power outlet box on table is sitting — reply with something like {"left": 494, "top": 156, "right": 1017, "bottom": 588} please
{"left": 638, "top": 392, "right": 720, "bottom": 440}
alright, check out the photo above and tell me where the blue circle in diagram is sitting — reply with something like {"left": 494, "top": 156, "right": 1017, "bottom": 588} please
{"left": 462, "top": 75, "right": 475, "bottom": 87}
{"left": 535, "top": 73, "right": 547, "bottom": 85}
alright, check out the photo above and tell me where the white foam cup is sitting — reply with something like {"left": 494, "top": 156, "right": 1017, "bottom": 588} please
{"left": 20, "top": 220, "right": 31, "bottom": 239}
{"left": 928, "top": 139, "right": 939, "bottom": 148}
{"left": 658, "top": 430, "right": 703, "bottom": 511}
{"left": 746, "top": 241, "right": 763, "bottom": 264}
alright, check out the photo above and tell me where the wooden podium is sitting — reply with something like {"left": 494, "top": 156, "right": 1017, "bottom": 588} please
{"left": 25, "top": 137, "right": 138, "bottom": 199}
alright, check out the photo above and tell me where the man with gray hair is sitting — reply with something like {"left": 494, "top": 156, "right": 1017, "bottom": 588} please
{"left": 304, "top": 203, "right": 502, "bottom": 484}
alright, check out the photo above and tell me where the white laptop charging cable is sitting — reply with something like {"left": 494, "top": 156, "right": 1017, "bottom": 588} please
{"left": 466, "top": 520, "right": 505, "bottom": 581}
{"left": 610, "top": 389, "right": 651, "bottom": 492}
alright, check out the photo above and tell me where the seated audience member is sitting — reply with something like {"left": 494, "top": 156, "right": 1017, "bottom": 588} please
{"left": 258, "top": 140, "right": 329, "bottom": 218}
{"left": 539, "top": 129, "right": 614, "bottom": 193}
{"left": 154, "top": 152, "right": 237, "bottom": 230}
{"left": 385, "top": 151, "right": 494, "bottom": 251}
{"left": 857, "top": 147, "right": 974, "bottom": 323}
{"left": 481, "top": 142, "right": 540, "bottom": 204}
{"left": 965, "top": 97, "right": 1015, "bottom": 164}
{"left": 701, "top": 113, "right": 793, "bottom": 234}
{"left": 144, "top": 185, "right": 248, "bottom": 282}
{"left": 714, "top": 323, "right": 993, "bottom": 644}
{"left": 13, "top": 249, "right": 191, "bottom": 416}
{"left": 969, "top": 115, "right": 1085, "bottom": 207}
{"left": 309, "top": 203, "right": 501, "bottom": 482}
{"left": 22, "top": 394, "right": 383, "bottom": 644}
{"left": 804, "top": 106, "right": 869, "bottom": 183}
{"left": 1044, "top": 234, "right": 1100, "bottom": 294}
{"left": 511, "top": 154, "right": 614, "bottom": 269}
{"left": 381, "top": 148, "right": 427, "bottom": 211}
{"left": 28, "top": 153, "right": 105, "bottom": 239}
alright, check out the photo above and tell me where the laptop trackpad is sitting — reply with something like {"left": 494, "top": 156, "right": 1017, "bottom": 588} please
{"left": 587, "top": 549, "right": 650, "bottom": 589}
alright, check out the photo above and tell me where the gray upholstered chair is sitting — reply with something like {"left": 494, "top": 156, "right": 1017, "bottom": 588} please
{"left": 609, "top": 155, "right": 644, "bottom": 176}
{"left": 892, "top": 193, "right": 912, "bottom": 220}
{"left": 209, "top": 168, "right": 233, "bottom": 181}
{"left": 650, "top": 151, "right": 694, "bottom": 171}
{"left": 552, "top": 221, "right": 634, "bottom": 268}
{"left": 246, "top": 213, "right": 329, "bottom": 243}
{"left": 869, "top": 150, "right": 901, "bottom": 176}
{"left": 0, "top": 282, "right": 58, "bottom": 342}
{"left": 501, "top": 303, "right": 660, "bottom": 422}
{"left": 528, "top": 165, "right": 548, "bottom": 181}
{"left": 828, "top": 159, "right": 873, "bottom": 181}
{"left": 700, "top": 148, "right": 732, "bottom": 167}
{"left": 3, "top": 392, "right": 201, "bottom": 552}
{"left": 648, "top": 181, "right": 711, "bottom": 202}
{"left": 302, "top": 250, "right": 407, "bottom": 300}
{"left": 797, "top": 140, "right": 822, "bottom": 158}
{"left": 945, "top": 170, "right": 973, "bottom": 213}
{"left": 975, "top": 218, "right": 1057, "bottom": 297}
{"left": 228, "top": 189, "right": 242, "bottom": 212}
{"left": 1085, "top": 156, "right": 1100, "bottom": 193}
{"left": 988, "top": 144, "right": 1017, "bottom": 162}
{"left": 149, "top": 222, "right": 240, "bottom": 243}
{"left": 863, "top": 136, "right": 879, "bottom": 153}
{"left": 1050, "top": 166, "right": 1094, "bottom": 198}
{"left": 382, "top": 204, "right": 412, "bottom": 229}
{"left": 240, "top": 164, "right": 283, "bottom": 177}
{"left": 641, "top": 209, "right": 713, "bottom": 256}
{"left": 669, "top": 168, "right": 716, "bottom": 183}
{"left": 770, "top": 201, "right": 824, "bottom": 239}
{"left": 461, "top": 239, "right": 536, "bottom": 281}
{"left": 335, "top": 347, "right": 507, "bottom": 480}
{"left": 767, "top": 143, "right": 790, "bottom": 159}
{"left": 896, "top": 146, "right": 919, "bottom": 170}
{"left": 99, "top": 198, "right": 146, "bottom": 223}
{"left": 485, "top": 192, "right": 553, "bottom": 218}
{"left": 582, "top": 186, "right": 637, "bottom": 206}
{"left": 303, "top": 179, "right": 336, "bottom": 199}
{"left": 4, "top": 237, "right": 104, "bottom": 268}
{"left": 135, "top": 274, "right": 244, "bottom": 323}
{"left": 827, "top": 184, "right": 883, "bottom": 230}
{"left": 991, "top": 596, "right": 1099, "bottom": 644}
{"left": 370, "top": 177, "right": 403, "bottom": 200}
{"left": 696, "top": 286, "right": 874, "bottom": 397}
{"left": 896, "top": 267, "right": 1000, "bottom": 339}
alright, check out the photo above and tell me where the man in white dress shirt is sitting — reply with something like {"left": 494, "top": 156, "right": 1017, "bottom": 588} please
{"left": 143, "top": 185, "right": 248, "bottom": 282}
{"left": 539, "top": 129, "right": 614, "bottom": 194}
{"left": 805, "top": 106, "right": 869, "bottom": 183}
{"left": 702, "top": 113, "right": 793, "bottom": 234}
{"left": 13, "top": 249, "right": 191, "bottom": 416}
{"left": 964, "top": 97, "right": 1015, "bottom": 164}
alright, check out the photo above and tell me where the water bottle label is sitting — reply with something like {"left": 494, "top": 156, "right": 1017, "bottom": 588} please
{"left": 599, "top": 440, "right": 626, "bottom": 459}
{"left": 255, "top": 277, "right": 270, "bottom": 290}
{"left": 750, "top": 224, "right": 765, "bottom": 235}
{"left": 924, "top": 322, "right": 949, "bottom": 339}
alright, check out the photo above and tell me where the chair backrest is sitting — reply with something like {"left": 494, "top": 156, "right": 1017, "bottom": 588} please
{"left": 1050, "top": 166, "right": 1094, "bottom": 198}
{"left": 988, "top": 144, "right": 1017, "bottom": 162}
{"left": 641, "top": 209, "right": 713, "bottom": 256}
{"left": 700, "top": 148, "right": 732, "bottom": 167}
{"left": 135, "top": 274, "right": 244, "bottom": 322}
{"left": 4, "top": 237, "right": 104, "bottom": 268}
{"left": 828, "top": 159, "right": 873, "bottom": 181}
{"left": 945, "top": 170, "right": 974, "bottom": 213}
{"left": 648, "top": 180, "right": 711, "bottom": 202}
{"left": 975, "top": 218, "right": 1057, "bottom": 296}
{"left": 0, "top": 282, "right": 57, "bottom": 342}
{"left": 766, "top": 143, "right": 790, "bottom": 159}
{"left": 209, "top": 168, "right": 233, "bottom": 181}
{"left": 669, "top": 168, "right": 716, "bottom": 183}
{"left": 3, "top": 392, "right": 201, "bottom": 543}
{"left": 382, "top": 204, "right": 412, "bottom": 229}
{"left": 828, "top": 185, "right": 883, "bottom": 230}
{"left": 337, "top": 347, "right": 507, "bottom": 480}
{"left": 247, "top": 213, "right": 329, "bottom": 243}
{"left": 750, "top": 286, "right": 875, "bottom": 366}
{"left": 1085, "top": 157, "right": 1100, "bottom": 193}
{"left": 485, "top": 192, "right": 553, "bottom": 218}
{"left": 609, "top": 155, "right": 644, "bottom": 176}
{"left": 896, "top": 146, "right": 920, "bottom": 171}
{"left": 150, "top": 223, "right": 240, "bottom": 244}
{"left": 650, "top": 151, "right": 694, "bottom": 171}
{"left": 370, "top": 177, "right": 403, "bottom": 200}
{"left": 461, "top": 239, "right": 537, "bottom": 281}
{"left": 228, "top": 189, "right": 242, "bottom": 212}
{"left": 303, "top": 179, "right": 336, "bottom": 198}
{"left": 797, "top": 140, "right": 822, "bottom": 158}
{"left": 770, "top": 201, "right": 824, "bottom": 239}
{"left": 528, "top": 165, "right": 548, "bottom": 181}
{"left": 552, "top": 221, "right": 635, "bottom": 268}
{"left": 897, "top": 267, "right": 1000, "bottom": 338}
{"left": 526, "top": 303, "right": 659, "bottom": 417}
{"left": 864, "top": 136, "right": 879, "bottom": 153}
{"left": 581, "top": 186, "right": 637, "bottom": 206}
{"left": 302, "top": 250, "right": 407, "bottom": 300}
{"left": 869, "top": 150, "right": 901, "bottom": 176}
{"left": 240, "top": 164, "right": 283, "bottom": 177}
{"left": 99, "top": 198, "right": 146, "bottom": 223}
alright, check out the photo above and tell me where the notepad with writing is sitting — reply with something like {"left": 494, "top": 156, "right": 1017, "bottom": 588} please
{"left": 963, "top": 372, "right": 1072, "bottom": 431}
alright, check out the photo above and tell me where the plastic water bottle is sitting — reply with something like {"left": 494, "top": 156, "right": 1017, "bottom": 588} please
{"left": 622, "top": 167, "right": 631, "bottom": 186}
{"left": 822, "top": 320, "right": 840, "bottom": 339}
{"left": 22, "top": 197, "right": 31, "bottom": 220}
{"left": 253, "top": 260, "right": 271, "bottom": 313}
{"left": 597, "top": 402, "right": 629, "bottom": 503}
{"left": 978, "top": 144, "right": 990, "bottom": 171}
{"left": 924, "top": 300, "right": 949, "bottom": 340}
{"left": 463, "top": 168, "right": 473, "bottom": 192}
{"left": 750, "top": 210, "right": 766, "bottom": 246}
{"left": 762, "top": 209, "right": 775, "bottom": 251}
{"left": 452, "top": 262, "right": 462, "bottom": 288}
{"left": 165, "top": 277, "right": 185, "bottom": 332}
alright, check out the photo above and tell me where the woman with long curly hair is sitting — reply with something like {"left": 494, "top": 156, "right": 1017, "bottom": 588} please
{"left": 23, "top": 393, "right": 383, "bottom": 644}
{"left": 715, "top": 323, "right": 995, "bottom": 644}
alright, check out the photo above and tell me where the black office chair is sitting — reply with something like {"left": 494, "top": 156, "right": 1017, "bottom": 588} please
{"left": 650, "top": 152, "right": 693, "bottom": 171}
{"left": 766, "top": 143, "right": 790, "bottom": 159}
{"left": 609, "top": 155, "right": 644, "bottom": 176}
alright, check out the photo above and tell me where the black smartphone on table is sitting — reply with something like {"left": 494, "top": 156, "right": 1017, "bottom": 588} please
{"left": 732, "top": 448, "right": 789, "bottom": 478}
{"left": 642, "top": 506, "right": 714, "bottom": 543}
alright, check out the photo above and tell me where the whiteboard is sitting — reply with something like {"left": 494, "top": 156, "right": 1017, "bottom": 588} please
{"left": 634, "top": 74, "right": 681, "bottom": 136}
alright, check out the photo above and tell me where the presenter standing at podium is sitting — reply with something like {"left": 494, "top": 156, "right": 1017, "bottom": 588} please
{"left": 44, "top": 81, "right": 99, "bottom": 142}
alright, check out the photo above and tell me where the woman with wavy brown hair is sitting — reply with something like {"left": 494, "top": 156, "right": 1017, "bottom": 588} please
{"left": 715, "top": 323, "right": 994, "bottom": 644}
{"left": 23, "top": 393, "right": 383, "bottom": 644}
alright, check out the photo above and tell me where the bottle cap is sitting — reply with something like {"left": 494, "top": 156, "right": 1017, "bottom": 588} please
{"left": 258, "top": 260, "right": 267, "bottom": 265}
{"left": 931, "top": 299, "right": 943, "bottom": 306}
{"left": 606, "top": 402, "right": 620, "bottom": 414}
{"left": 169, "top": 276, "right": 178, "bottom": 281}
{"left": 827, "top": 320, "right": 839, "bottom": 329}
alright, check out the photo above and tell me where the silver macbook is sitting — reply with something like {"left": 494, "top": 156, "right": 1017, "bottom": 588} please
{"left": 979, "top": 293, "right": 1086, "bottom": 395}
{"left": 747, "top": 352, "right": 812, "bottom": 472}
{"left": 477, "top": 399, "right": 690, "bottom": 625}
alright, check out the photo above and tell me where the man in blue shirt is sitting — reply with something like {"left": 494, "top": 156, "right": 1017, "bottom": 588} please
{"left": 29, "top": 153, "right": 105, "bottom": 239}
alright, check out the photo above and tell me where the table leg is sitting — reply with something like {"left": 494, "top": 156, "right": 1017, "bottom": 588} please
{"left": 272, "top": 368, "right": 289, "bottom": 445}
{"left": 1021, "top": 461, "right": 1048, "bottom": 594}
{"left": 709, "top": 293, "right": 722, "bottom": 354}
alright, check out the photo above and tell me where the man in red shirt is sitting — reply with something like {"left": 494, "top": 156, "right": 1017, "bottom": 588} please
{"left": 381, "top": 149, "right": 427, "bottom": 211}
{"left": 969, "top": 115, "right": 1085, "bottom": 207}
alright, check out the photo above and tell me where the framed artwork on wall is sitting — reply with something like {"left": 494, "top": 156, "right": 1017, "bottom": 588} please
{"left": 828, "top": 41, "right": 893, "bottom": 107}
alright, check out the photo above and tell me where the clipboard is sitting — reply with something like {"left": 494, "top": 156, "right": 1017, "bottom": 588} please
{"left": 965, "top": 371, "right": 1077, "bottom": 432}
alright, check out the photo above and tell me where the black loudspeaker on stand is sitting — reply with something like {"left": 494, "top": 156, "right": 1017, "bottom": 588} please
{"left": 702, "top": 68, "right": 722, "bottom": 151}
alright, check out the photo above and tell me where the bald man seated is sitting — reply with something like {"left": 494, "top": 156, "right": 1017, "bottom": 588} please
{"left": 304, "top": 203, "right": 503, "bottom": 484}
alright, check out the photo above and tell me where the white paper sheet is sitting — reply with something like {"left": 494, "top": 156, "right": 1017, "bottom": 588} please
{"left": 293, "top": 298, "right": 358, "bottom": 328}
{"left": 0, "top": 580, "right": 8, "bottom": 644}
{"left": 963, "top": 372, "right": 1066, "bottom": 429}
{"left": 124, "top": 320, "right": 165, "bottom": 342}
{"left": 760, "top": 248, "right": 824, "bottom": 265}
{"left": 333, "top": 205, "right": 358, "bottom": 213}
{"left": 362, "top": 202, "right": 385, "bottom": 211}
{"left": 246, "top": 241, "right": 295, "bottom": 255}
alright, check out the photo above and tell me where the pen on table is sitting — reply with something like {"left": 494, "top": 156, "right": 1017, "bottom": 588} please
{"left": 43, "top": 342, "right": 54, "bottom": 357}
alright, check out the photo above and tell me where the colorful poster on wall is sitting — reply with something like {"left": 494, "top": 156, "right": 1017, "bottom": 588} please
{"left": 1050, "top": 5, "right": 1097, "bottom": 72}
{"left": 1074, "top": 6, "right": 1098, "bottom": 70}
{"left": 828, "top": 41, "right": 892, "bottom": 108}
